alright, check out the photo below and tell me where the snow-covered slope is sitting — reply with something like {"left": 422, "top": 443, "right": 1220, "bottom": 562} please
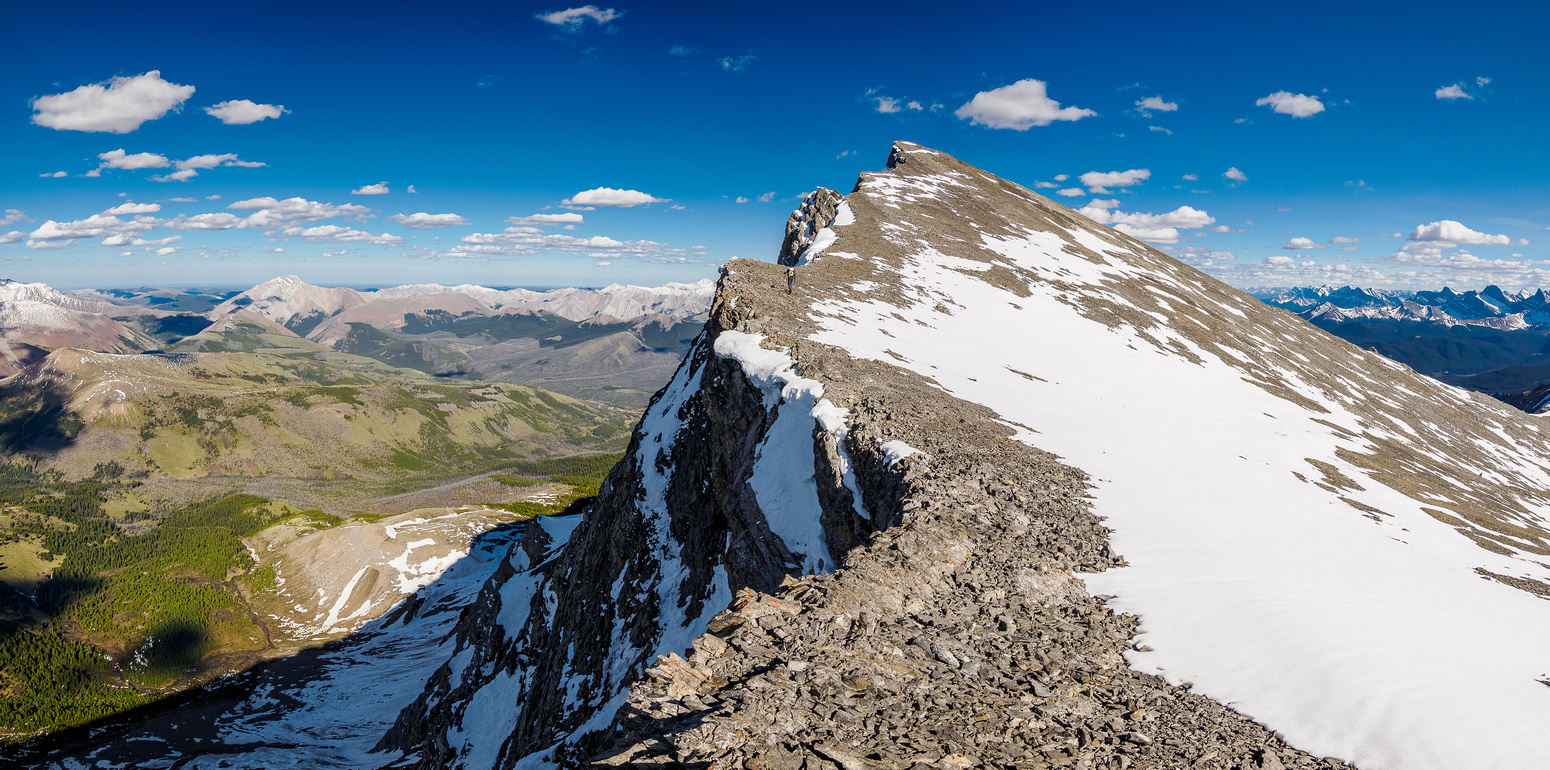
{"left": 790, "top": 143, "right": 1550, "bottom": 769}
{"left": 209, "top": 274, "right": 372, "bottom": 325}
{"left": 374, "top": 279, "right": 716, "bottom": 321}
{"left": 0, "top": 279, "right": 155, "bottom": 353}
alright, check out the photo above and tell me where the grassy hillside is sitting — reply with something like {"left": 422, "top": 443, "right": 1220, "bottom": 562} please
{"left": 0, "top": 447, "right": 625, "bottom": 740}
{"left": 0, "top": 340, "right": 631, "bottom": 501}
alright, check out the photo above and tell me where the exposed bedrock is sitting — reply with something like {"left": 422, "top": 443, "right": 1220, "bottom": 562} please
{"left": 379, "top": 145, "right": 1360, "bottom": 770}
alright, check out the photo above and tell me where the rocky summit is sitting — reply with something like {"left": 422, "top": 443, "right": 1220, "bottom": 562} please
{"left": 39, "top": 144, "right": 1550, "bottom": 769}
{"left": 364, "top": 143, "right": 1550, "bottom": 770}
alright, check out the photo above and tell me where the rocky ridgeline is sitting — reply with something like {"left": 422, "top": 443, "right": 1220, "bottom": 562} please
{"left": 378, "top": 148, "right": 1361, "bottom": 769}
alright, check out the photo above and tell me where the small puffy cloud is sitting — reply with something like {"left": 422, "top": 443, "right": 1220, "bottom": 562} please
{"left": 1478, "top": 76, "right": 1492, "bottom": 86}
{"left": 166, "top": 212, "right": 245, "bottom": 231}
{"left": 40, "top": 171, "right": 68, "bottom": 178}
{"left": 875, "top": 96, "right": 901, "bottom": 114}
{"left": 228, "top": 196, "right": 369, "bottom": 226}
{"left": 735, "top": 196, "right": 751, "bottom": 204}
{"left": 507, "top": 213, "right": 584, "bottom": 227}
{"left": 1078, "top": 203, "right": 1215, "bottom": 244}
{"left": 1330, "top": 236, "right": 1360, "bottom": 244}
{"left": 955, "top": 79, "right": 1096, "bottom": 130}
{"left": 1054, "top": 174, "right": 1069, "bottom": 182}
{"left": 352, "top": 182, "right": 391, "bottom": 195}
{"left": 272, "top": 247, "right": 284, "bottom": 253}
{"left": 205, "top": 99, "right": 285, "bottom": 124}
{"left": 1056, "top": 188, "right": 1086, "bottom": 197}
{"left": 151, "top": 169, "right": 199, "bottom": 182}
{"left": 537, "top": 5, "right": 620, "bottom": 28}
{"left": 1134, "top": 96, "right": 1178, "bottom": 116}
{"left": 1408, "top": 220, "right": 1511, "bottom": 245}
{"left": 156, "top": 246, "right": 182, "bottom": 256}
{"left": 1518, "top": 238, "right": 1531, "bottom": 246}
{"left": 757, "top": 191, "right": 777, "bottom": 203}
{"left": 0, "top": 232, "right": 25, "bottom": 245}
{"left": 719, "top": 55, "right": 756, "bottom": 72}
{"left": 102, "top": 201, "right": 161, "bottom": 215}
{"left": 168, "top": 197, "right": 197, "bottom": 202}
{"left": 98, "top": 148, "right": 170, "bottom": 170}
{"left": 1161, "top": 245, "right": 1236, "bottom": 266}
{"left": 1435, "top": 84, "right": 1471, "bottom": 100}
{"left": 1223, "top": 167, "right": 1248, "bottom": 183}
{"left": 1182, "top": 174, "right": 1198, "bottom": 181}
{"left": 595, "top": 261, "right": 612, "bottom": 267}
{"left": 0, "top": 210, "right": 32, "bottom": 227}
{"left": 1210, "top": 225, "right": 1231, "bottom": 233}
{"left": 279, "top": 225, "right": 404, "bottom": 246}
{"left": 1255, "top": 91, "right": 1325, "bottom": 118}
{"left": 206, "top": 194, "right": 220, "bottom": 200}
{"left": 1079, "top": 168, "right": 1150, "bottom": 193}
{"left": 562, "top": 187, "right": 665, "bottom": 207}
{"left": 391, "top": 212, "right": 469, "bottom": 229}
{"left": 29, "top": 214, "right": 160, "bottom": 242}
{"left": 1281, "top": 237, "right": 1324, "bottom": 250}
{"left": 30, "top": 71, "right": 195, "bottom": 133}
{"left": 1033, "top": 181, "right": 1058, "bottom": 189}
{"left": 407, "top": 185, "right": 418, "bottom": 194}
{"left": 102, "top": 234, "right": 181, "bottom": 247}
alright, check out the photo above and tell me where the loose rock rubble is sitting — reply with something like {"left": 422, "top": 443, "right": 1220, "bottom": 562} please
{"left": 571, "top": 315, "right": 1356, "bottom": 769}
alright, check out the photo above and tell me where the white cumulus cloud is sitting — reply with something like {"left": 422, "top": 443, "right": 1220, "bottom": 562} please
{"left": 278, "top": 225, "right": 404, "bottom": 246}
{"left": 166, "top": 213, "right": 246, "bottom": 231}
{"left": 30, "top": 71, "right": 195, "bottom": 133}
{"left": 1408, "top": 220, "right": 1511, "bottom": 245}
{"left": 29, "top": 214, "right": 160, "bottom": 242}
{"left": 0, "top": 210, "right": 32, "bottom": 227}
{"left": 1135, "top": 96, "right": 1178, "bottom": 115}
{"left": 352, "top": 182, "right": 391, "bottom": 195}
{"left": 40, "top": 171, "right": 68, "bottom": 178}
{"left": 102, "top": 201, "right": 161, "bottom": 215}
{"left": 955, "top": 79, "right": 1096, "bottom": 130}
{"left": 229, "top": 197, "right": 369, "bottom": 227}
{"left": 537, "top": 5, "right": 619, "bottom": 28}
{"left": 1056, "top": 188, "right": 1086, "bottom": 197}
{"left": 98, "top": 149, "right": 170, "bottom": 170}
{"left": 205, "top": 99, "right": 285, "bottom": 124}
{"left": 391, "top": 212, "right": 469, "bottom": 229}
{"left": 562, "top": 187, "right": 665, "bottom": 207}
{"left": 1223, "top": 167, "right": 1248, "bottom": 182}
{"left": 1435, "top": 84, "right": 1471, "bottom": 100}
{"left": 1078, "top": 203, "right": 1215, "bottom": 244}
{"left": 507, "top": 213, "right": 585, "bottom": 227}
{"left": 1255, "top": 91, "right": 1325, "bottom": 118}
{"left": 1281, "top": 237, "right": 1324, "bottom": 250}
{"left": 1079, "top": 169, "right": 1150, "bottom": 194}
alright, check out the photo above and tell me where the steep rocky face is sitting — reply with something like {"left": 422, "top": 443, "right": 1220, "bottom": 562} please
{"left": 383, "top": 142, "right": 1550, "bottom": 770}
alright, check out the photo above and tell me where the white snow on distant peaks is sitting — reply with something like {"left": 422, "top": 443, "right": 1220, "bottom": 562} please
{"left": 806, "top": 163, "right": 1550, "bottom": 770}
{"left": 879, "top": 440, "right": 922, "bottom": 468}
{"left": 713, "top": 330, "right": 871, "bottom": 570}
{"left": 373, "top": 278, "right": 715, "bottom": 321}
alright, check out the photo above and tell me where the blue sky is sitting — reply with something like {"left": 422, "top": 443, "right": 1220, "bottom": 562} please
{"left": 1, "top": 0, "right": 1545, "bottom": 291}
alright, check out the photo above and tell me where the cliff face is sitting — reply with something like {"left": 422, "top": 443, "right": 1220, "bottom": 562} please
{"left": 377, "top": 256, "right": 888, "bottom": 766}
{"left": 384, "top": 142, "right": 1550, "bottom": 770}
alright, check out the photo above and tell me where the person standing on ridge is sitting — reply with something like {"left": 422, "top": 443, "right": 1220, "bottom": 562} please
{"left": 786, "top": 265, "right": 796, "bottom": 294}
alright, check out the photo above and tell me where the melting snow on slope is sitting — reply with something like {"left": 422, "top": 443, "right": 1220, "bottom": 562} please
{"left": 811, "top": 223, "right": 1550, "bottom": 769}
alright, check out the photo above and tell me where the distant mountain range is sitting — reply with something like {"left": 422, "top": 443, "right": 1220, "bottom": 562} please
{"left": 0, "top": 276, "right": 715, "bottom": 405}
{"left": 1253, "top": 284, "right": 1550, "bottom": 329}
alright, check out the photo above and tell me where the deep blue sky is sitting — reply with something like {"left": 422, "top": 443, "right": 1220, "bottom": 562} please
{"left": 2, "top": 0, "right": 1545, "bottom": 290}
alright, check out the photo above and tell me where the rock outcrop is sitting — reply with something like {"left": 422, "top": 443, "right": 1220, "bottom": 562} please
{"left": 382, "top": 142, "right": 1550, "bottom": 770}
